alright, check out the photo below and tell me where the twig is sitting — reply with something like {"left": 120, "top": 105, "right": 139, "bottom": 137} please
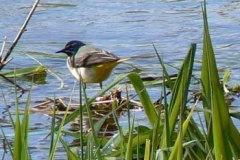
{"left": 0, "top": 36, "right": 7, "bottom": 59}
{"left": 0, "top": 0, "right": 40, "bottom": 70}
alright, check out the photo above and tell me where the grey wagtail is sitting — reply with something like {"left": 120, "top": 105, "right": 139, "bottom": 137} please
{"left": 56, "top": 40, "right": 133, "bottom": 89}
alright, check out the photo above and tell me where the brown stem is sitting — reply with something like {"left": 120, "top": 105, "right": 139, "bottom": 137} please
{"left": 0, "top": 0, "right": 40, "bottom": 71}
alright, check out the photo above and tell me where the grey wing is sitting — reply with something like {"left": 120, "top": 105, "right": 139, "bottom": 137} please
{"left": 71, "top": 47, "right": 120, "bottom": 67}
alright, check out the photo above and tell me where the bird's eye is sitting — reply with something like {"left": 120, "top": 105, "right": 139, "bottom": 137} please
{"left": 66, "top": 44, "right": 74, "bottom": 49}
{"left": 70, "top": 43, "right": 77, "bottom": 48}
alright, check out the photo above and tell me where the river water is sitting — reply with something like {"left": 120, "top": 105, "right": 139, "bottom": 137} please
{"left": 1, "top": 0, "right": 240, "bottom": 159}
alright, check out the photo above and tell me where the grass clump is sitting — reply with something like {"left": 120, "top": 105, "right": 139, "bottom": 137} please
{"left": 51, "top": 2, "right": 240, "bottom": 159}
{"left": 1, "top": 1, "right": 240, "bottom": 160}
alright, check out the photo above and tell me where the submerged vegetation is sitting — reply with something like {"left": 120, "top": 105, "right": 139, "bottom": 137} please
{"left": 1, "top": 1, "right": 240, "bottom": 160}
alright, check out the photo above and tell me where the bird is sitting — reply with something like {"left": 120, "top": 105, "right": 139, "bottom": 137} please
{"left": 56, "top": 40, "right": 132, "bottom": 89}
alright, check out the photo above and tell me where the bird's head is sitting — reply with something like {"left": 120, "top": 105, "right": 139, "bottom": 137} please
{"left": 56, "top": 40, "right": 86, "bottom": 56}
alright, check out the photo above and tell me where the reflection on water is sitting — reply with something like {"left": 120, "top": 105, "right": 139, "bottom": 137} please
{"left": 1, "top": 0, "right": 240, "bottom": 159}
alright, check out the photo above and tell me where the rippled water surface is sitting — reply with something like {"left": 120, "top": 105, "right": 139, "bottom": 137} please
{"left": 1, "top": 0, "right": 240, "bottom": 159}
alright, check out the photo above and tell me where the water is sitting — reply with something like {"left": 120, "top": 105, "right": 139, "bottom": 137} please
{"left": 1, "top": 0, "right": 240, "bottom": 159}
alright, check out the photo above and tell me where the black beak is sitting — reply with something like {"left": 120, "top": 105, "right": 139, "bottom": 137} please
{"left": 55, "top": 48, "right": 65, "bottom": 53}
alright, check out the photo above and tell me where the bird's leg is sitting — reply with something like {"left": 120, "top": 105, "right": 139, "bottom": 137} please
{"left": 99, "top": 82, "right": 102, "bottom": 90}
{"left": 83, "top": 83, "right": 86, "bottom": 90}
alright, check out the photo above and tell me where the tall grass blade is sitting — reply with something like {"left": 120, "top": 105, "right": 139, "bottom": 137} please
{"left": 125, "top": 115, "right": 135, "bottom": 160}
{"left": 161, "top": 43, "right": 196, "bottom": 154}
{"left": 169, "top": 101, "right": 197, "bottom": 159}
{"left": 21, "top": 85, "right": 31, "bottom": 160}
{"left": 49, "top": 93, "right": 75, "bottom": 159}
{"left": 60, "top": 137, "right": 79, "bottom": 160}
{"left": 49, "top": 98, "right": 57, "bottom": 157}
{"left": 82, "top": 84, "right": 102, "bottom": 160}
{"left": 13, "top": 87, "right": 21, "bottom": 160}
{"left": 13, "top": 73, "right": 31, "bottom": 160}
{"left": 144, "top": 139, "right": 151, "bottom": 160}
{"left": 1, "top": 90, "right": 14, "bottom": 158}
{"left": 79, "top": 81, "right": 84, "bottom": 159}
{"left": 127, "top": 73, "right": 158, "bottom": 127}
{"left": 201, "top": 1, "right": 240, "bottom": 159}
{"left": 112, "top": 100, "right": 126, "bottom": 159}
{"left": 152, "top": 44, "right": 174, "bottom": 90}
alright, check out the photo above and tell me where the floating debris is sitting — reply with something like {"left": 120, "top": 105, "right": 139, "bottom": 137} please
{"left": 32, "top": 89, "right": 144, "bottom": 134}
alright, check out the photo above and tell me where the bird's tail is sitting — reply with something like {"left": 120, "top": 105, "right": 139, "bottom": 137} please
{"left": 117, "top": 53, "right": 155, "bottom": 63}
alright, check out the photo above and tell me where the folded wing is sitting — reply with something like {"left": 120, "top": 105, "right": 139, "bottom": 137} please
{"left": 70, "top": 46, "right": 120, "bottom": 67}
